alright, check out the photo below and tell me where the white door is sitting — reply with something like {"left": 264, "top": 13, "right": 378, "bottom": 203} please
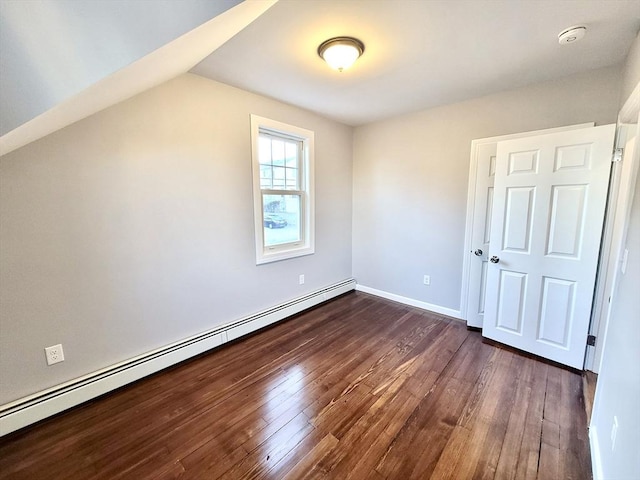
{"left": 463, "top": 124, "right": 593, "bottom": 328}
{"left": 482, "top": 124, "right": 616, "bottom": 368}
{"left": 466, "top": 143, "right": 497, "bottom": 327}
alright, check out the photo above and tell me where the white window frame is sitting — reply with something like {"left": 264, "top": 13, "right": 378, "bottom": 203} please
{"left": 250, "top": 114, "right": 315, "bottom": 264}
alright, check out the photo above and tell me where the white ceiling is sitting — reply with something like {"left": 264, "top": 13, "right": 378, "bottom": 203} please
{"left": 192, "top": 0, "right": 640, "bottom": 126}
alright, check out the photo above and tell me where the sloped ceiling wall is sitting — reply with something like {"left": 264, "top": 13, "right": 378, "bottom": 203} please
{"left": 0, "top": 0, "right": 241, "bottom": 137}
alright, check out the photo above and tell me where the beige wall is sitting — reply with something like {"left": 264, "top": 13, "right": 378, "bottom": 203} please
{"left": 620, "top": 30, "right": 640, "bottom": 108}
{"left": 0, "top": 73, "right": 353, "bottom": 404}
{"left": 353, "top": 65, "right": 621, "bottom": 312}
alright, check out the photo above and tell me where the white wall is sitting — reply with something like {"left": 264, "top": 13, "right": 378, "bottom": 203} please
{"left": 591, "top": 148, "right": 640, "bottom": 479}
{"left": 620, "top": 31, "right": 640, "bottom": 107}
{"left": 0, "top": 0, "right": 240, "bottom": 135}
{"left": 352, "top": 66, "right": 621, "bottom": 313}
{"left": 590, "top": 29, "right": 640, "bottom": 479}
{"left": 0, "top": 73, "right": 353, "bottom": 405}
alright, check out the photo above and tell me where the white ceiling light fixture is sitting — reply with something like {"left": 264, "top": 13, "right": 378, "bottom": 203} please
{"left": 558, "top": 25, "right": 587, "bottom": 45}
{"left": 318, "top": 36, "right": 365, "bottom": 72}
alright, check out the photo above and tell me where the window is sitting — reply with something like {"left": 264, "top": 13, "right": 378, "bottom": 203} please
{"left": 251, "top": 115, "right": 314, "bottom": 264}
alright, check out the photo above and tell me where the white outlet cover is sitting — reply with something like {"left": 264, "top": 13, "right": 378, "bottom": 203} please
{"left": 45, "top": 344, "right": 65, "bottom": 365}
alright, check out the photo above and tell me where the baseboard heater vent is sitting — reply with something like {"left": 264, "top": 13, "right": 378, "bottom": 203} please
{"left": 0, "top": 278, "right": 356, "bottom": 436}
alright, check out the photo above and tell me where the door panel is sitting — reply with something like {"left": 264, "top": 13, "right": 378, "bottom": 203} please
{"left": 538, "top": 276, "right": 575, "bottom": 347}
{"left": 508, "top": 150, "right": 539, "bottom": 174}
{"left": 547, "top": 185, "right": 587, "bottom": 258}
{"left": 496, "top": 270, "right": 527, "bottom": 334}
{"left": 503, "top": 187, "right": 535, "bottom": 252}
{"left": 554, "top": 143, "right": 591, "bottom": 171}
{"left": 482, "top": 124, "right": 615, "bottom": 368}
{"left": 478, "top": 261, "right": 488, "bottom": 316}
{"left": 483, "top": 187, "right": 494, "bottom": 243}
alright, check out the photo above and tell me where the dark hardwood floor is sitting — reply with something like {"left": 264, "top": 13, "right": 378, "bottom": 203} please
{"left": 0, "top": 292, "right": 592, "bottom": 479}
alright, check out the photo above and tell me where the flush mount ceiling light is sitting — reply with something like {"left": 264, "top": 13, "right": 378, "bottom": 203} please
{"left": 318, "top": 36, "right": 365, "bottom": 72}
{"left": 558, "top": 25, "right": 587, "bottom": 45}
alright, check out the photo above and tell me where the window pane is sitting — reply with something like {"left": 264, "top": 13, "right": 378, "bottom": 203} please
{"left": 272, "top": 167, "right": 286, "bottom": 189}
{"left": 272, "top": 139, "right": 285, "bottom": 166}
{"left": 259, "top": 136, "right": 272, "bottom": 166}
{"left": 285, "top": 167, "right": 299, "bottom": 190}
{"left": 263, "top": 194, "right": 301, "bottom": 247}
{"left": 259, "top": 164, "right": 272, "bottom": 189}
{"left": 285, "top": 142, "right": 298, "bottom": 168}
{"left": 260, "top": 164, "right": 271, "bottom": 177}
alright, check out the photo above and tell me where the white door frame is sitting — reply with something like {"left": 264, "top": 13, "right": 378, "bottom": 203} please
{"left": 460, "top": 123, "right": 594, "bottom": 324}
{"left": 586, "top": 83, "right": 640, "bottom": 372}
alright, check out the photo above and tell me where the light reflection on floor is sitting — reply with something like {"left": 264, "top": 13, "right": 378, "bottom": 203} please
{"left": 257, "top": 365, "right": 309, "bottom": 464}
{"left": 263, "top": 364, "right": 306, "bottom": 422}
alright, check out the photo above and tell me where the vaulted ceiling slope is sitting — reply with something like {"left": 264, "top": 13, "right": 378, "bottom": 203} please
{"left": 192, "top": 0, "right": 640, "bottom": 126}
{"left": 0, "top": 0, "right": 276, "bottom": 156}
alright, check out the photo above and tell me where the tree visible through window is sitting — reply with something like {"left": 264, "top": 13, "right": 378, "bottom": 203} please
{"left": 251, "top": 115, "right": 314, "bottom": 264}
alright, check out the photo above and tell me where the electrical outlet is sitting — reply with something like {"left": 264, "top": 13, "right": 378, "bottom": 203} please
{"left": 299, "top": 274, "right": 305, "bottom": 285}
{"left": 611, "top": 416, "right": 618, "bottom": 451}
{"left": 423, "top": 275, "right": 431, "bottom": 285}
{"left": 45, "top": 344, "right": 64, "bottom": 366}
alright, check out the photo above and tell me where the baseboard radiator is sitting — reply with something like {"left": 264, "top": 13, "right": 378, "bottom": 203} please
{"left": 0, "top": 278, "right": 356, "bottom": 436}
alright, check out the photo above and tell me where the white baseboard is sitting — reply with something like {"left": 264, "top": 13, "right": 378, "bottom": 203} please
{"left": 0, "top": 278, "right": 356, "bottom": 436}
{"left": 355, "top": 284, "right": 462, "bottom": 320}
{"left": 589, "top": 426, "right": 604, "bottom": 480}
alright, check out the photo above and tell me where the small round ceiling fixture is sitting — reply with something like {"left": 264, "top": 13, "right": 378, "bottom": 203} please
{"left": 558, "top": 25, "right": 587, "bottom": 45}
{"left": 318, "top": 36, "right": 365, "bottom": 72}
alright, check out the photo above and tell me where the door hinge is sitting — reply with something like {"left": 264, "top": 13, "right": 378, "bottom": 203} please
{"left": 612, "top": 148, "right": 623, "bottom": 162}
{"left": 587, "top": 334, "right": 597, "bottom": 346}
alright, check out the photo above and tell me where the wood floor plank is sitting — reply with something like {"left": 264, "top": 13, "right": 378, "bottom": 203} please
{"left": 0, "top": 292, "right": 593, "bottom": 480}
{"left": 513, "top": 360, "right": 549, "bottom": 480}
{"left": 429, "top": 424, "right": 473, "bottom": 480}
{"left": 223, "top": 412, "right": 314, "bottom": 480}
{"left": 257, "top": 429, "right": 328, "bottom": 480}
{"left": 471, "top": 352, "right": 526, "bottom": 480}
{"left": 308, "top": 364, "right": 419, "bottom": 475}
{"left": 557, "top": 368, "right": 592, "bottom": 480}
{"left": 538, "top": 441, "right": 560, "bottom": 480}
{"left": 326, "top": 388, "right": 420, "bottom": 479}
{"left": 279, "top": 432, "right": 339, "bottom": 480}
{"left": 180, "top": 438, "right": 249, "bottom": 480}
{"left": 430, "top": 347, "right": 512, "bottom": 480}
{"left": 374, "top": 330, "right": 483, "bottom": 479}
{"left": 493, "top": 356, "right": 542, "bottom": 479}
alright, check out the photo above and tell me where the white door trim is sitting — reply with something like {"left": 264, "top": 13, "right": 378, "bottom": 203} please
{"left": 587, "top": 82, "right": 640, "bottom": 372}
{"left": 461, "top": 123, "right": 594, "bottom": 324}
